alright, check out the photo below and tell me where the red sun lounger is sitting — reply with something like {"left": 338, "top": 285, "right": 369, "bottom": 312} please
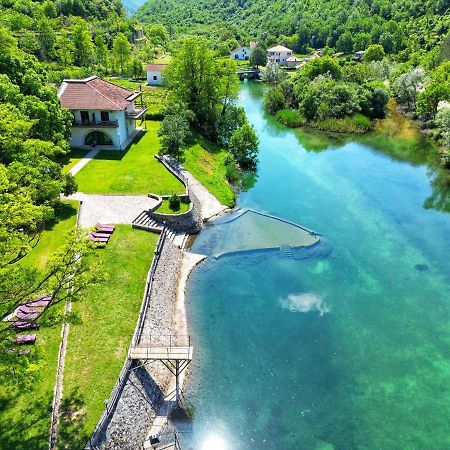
{"left": 19, "top": 305, "right": 39, "bottom": 314}
{"left": 12, "top": 334, "right": 37, "bottom": 345}
{"left": 12, "top": 321, "right": 39, "bottom": 330}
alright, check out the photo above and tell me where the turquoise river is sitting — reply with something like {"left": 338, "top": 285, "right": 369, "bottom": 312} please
{"left": 184, "top": 82, "right": 450, "bottom": 450}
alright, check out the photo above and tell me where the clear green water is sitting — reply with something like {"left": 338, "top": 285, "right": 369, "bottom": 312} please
{"left": 184, "top": 82, "right": 450, "bottom": 450}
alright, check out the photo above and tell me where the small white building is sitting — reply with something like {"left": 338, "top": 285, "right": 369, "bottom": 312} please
{"left": 147, "top": 64, "right": 167, "bottom": 86}
{"left": 230, "top": 41, "right": 257, "bottom": 61}
{"left": 286, "top": 56, "right": 302, "bottom": 68}
{"left": 267, "top": 45, "right": 294, "bottom": 66}
{"left": 58, "top": 76, "right": 146, "bottom": 150}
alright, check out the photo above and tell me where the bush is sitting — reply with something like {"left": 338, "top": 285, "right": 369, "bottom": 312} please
{"left": 224, "top": 153, "right": 239, "bottom": 182}
{"left": 310, "top": 113, "right": 372, "bottom": 133}
{"left": 168, "top": 194, "right": 181, "bottom": 211}
{"left": 264, "top": 86, "right": 285, "bottom": 114}
{"left": 275, "top": 109, "right": 305, "bottom": 127}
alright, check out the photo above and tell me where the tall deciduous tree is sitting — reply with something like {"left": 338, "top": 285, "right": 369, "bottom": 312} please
{"left": 37, "top": 18, "right": 56, "bottom": 60}
{"left": 112, "top": 33, "right": 131, "bottom": 75}
{"left": 249, "top": 46, "right": 267, "bottom": 68}
{"left": 72, "top": 21, "right": 94, "bottom": 66}
{"left": 229, "top": 123, "right": 259, "bottom": 170}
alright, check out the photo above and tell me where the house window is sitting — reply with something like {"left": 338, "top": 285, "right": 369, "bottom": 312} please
{"left": 153, "top": 75, "right": 157, "bottom": 80}
{"left": 80, "top": 111, "right": 89, "bottom": 124}
{"left": 101, "top": 111, "right": 110, "bottom": 122}
{"left": 235, "top": 54, "right": 239, "bottom": 59}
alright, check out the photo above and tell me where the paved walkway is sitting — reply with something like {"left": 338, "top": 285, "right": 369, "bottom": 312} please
{"left": 65, "top": 193, "right": 159, "bottom": 228}
{"left": 68, "top": 148, "right": 100, "bottom": 176}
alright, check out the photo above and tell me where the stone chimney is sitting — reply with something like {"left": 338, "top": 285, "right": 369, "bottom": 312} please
{"left": 250, "top": 40, "right": 257, "bottom": 49}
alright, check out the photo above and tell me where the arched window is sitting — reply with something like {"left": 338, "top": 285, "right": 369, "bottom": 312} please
{"left": 84, "top": 131, "right": 113, "bottom": 146}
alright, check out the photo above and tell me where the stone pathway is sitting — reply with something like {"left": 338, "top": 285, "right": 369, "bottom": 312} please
{"left": 180, "top": 168, "right": 228, "bottom": 220}
{"left": 68, "top": 148, "right": 100, "bottom": 176}
{"left": 65, "top": 193, "right": 159, "bottom": 228}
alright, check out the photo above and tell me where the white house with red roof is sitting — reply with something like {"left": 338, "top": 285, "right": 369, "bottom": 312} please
{"left": 58, "top": 76, "right": 147, "bottom": 150}
{"left": 147, "top": 64, "right": 167, "bottom": 86}
{"left": 267, "top": 45, "right": 294, "bottom": 65}
{"left": 230, "top": 40, "right": 257, "bottom": 61}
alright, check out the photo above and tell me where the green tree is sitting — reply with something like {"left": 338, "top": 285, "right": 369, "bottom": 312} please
{"left": 129, "top": 57, "right": 144, "bottom": 79}
{"left": 57, "top": 30, "right": 75, "bottom": 66}
{"left": 72, "top": 21, "right": 94, "bottom": 66}
{"left": 94, "top": 32, "right": 108, "bottom": 68}
{"left": 264, "top": 86, "right": 285, "bottom": 114}
{"left": 157, "top": 102, "right": 192, "bottom": 160}
{"left": 393, "top": 67, "right": 425, "bottom": 111}
{"left": 42, "top": 0, "right": 57, "bottom": 18}
{"left": 417, "top": 83, "right": 450, "bottom": 119}
{"left": 249, "top": 46, "right": 267, "bottom": 68}
{"left": 363, "top": 44, "right": 386, "bottom": 62}
{"left": 260, "top": 61, "right": 287, "bottom": 86}
{"left": 353, "top": 33, "right": 371, "bottom": 52}
{"left": 336, "top": 32, "right": 353, "bottom": 53}
{"left": 146, "top": 23, "right": 169, "bottom": 48}
{"left": 435, "top": 109, "right": 450, "bottom": 147}
{"left": 112, "top": 33, "right": 131, "bottom": 75}
{"left": 229, "top": 123, "right": 259, "bottom": 170}
{"left": 37, "top": 18, "right": 56, "bottom": 60}
{"left": 301, "top": 56, "right": 342, "bottom": 80}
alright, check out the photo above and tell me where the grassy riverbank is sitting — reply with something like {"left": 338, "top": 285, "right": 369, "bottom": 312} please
{"left": 58, "top": 226, "right": 158, "bottom": 448}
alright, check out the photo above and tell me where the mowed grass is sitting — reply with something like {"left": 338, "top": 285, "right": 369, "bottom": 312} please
{"left": 58, "top": 226, "right": 159, "bottom": 448}
{"left": 59, "top": 149, "right": 91, "bottom": 174}
{"left": 74, "top": 121, "right": 185, "bottom": 195}
{"left": 0, "top": 201, "right": 78, "bottom": 450}
{"left": 183, "top": 137, "right": 235, "bottom": 206}
{"left": 156, "top": 198, "right": 191, "bottom": 214}
{"left": 21, "top": 201, "right": 79, "bottom": 271}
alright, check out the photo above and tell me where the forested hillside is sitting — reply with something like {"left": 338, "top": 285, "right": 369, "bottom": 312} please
{"left": 136, "top": 0, "right": 450, "bottom": 57}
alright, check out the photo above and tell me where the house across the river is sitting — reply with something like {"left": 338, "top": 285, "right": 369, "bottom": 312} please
{"left": 147, "top": 64, "right": 167, "bottom": 86}
{"left": 267, "top": 45, "right": 293, "bottom": 65}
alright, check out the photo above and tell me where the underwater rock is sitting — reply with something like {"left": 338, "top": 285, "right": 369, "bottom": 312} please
{"left": 415, "top": 263, "right": 429, "bottom": 272}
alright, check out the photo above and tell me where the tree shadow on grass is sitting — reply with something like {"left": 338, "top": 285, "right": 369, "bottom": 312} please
{"left": 0, "top": 393, "right": 53, "bottom": 450}
{"left": 57, "top": 387, "right": 89, "bottom": 449}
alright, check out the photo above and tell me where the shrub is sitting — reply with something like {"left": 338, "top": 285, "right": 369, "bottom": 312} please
{"left": 275, "top": 109, "right": 305, "bottom": 127}
{"left": 169, "top": 194, "right": 181, "bottom": 211}
{"left": 310, "top": 113, "right": 372, "bottom": 133}
{"left": 264, "top": 86, "right": 285, "bottom": 114}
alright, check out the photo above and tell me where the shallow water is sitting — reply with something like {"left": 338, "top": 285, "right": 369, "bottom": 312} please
{"left": 184, "top": 82, "right": 450, "bottom": 449}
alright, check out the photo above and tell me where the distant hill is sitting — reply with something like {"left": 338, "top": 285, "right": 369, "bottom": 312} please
{"left": 135, "top": 0, "right": 450, "bottom": 55}
{"left": 122, "top": 0, "right": 147, "bottom": 15}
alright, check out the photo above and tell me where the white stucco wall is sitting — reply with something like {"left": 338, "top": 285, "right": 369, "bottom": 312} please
{"left": 69, "top": 109, "right": 135, "bottom": 149}
{"left": 147, "top": 70, "right": 164, "bottom": 86}
{"left": 268, "top": 50, "right": 293, "bottom": 65}
{"left": 230, "top": 47, "right": 252, "bottom": 61}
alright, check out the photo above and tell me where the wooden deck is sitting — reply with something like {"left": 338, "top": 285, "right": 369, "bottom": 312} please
{"left": 129, "top": 346, "right": 193, "bottom": 361}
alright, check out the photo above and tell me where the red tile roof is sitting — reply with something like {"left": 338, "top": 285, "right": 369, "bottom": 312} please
{"left": 146, "top": 64, "right": 168, "bottom": 72}
{"left": 58, "top": 76, "right": 139, "bottom": 111}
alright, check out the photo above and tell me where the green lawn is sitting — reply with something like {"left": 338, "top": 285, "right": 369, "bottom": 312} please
{"left": 21, "top": 201, "right": 79, "bottom": 271}
{"left": 74, "top": 121, "right": 185, "bottom": 195}
{"left": 183, "top": 137, "right": 235, "bottom": 206}
{"left": 58, "top": 226, "right": 159, "bottom": 448}
{"left": 59, "top": 149, "right": 91, "bottom": 174}
{"left": 107, "top": 78, "right": 168, "bottom": 117}
{"left": 0, "top": 201, "right": 78, "bottom": 450}
{"left": 156, "top": 198, "right": 191, "bottom": 214}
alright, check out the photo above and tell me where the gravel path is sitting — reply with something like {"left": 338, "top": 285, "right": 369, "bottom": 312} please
{"left": 68, "top": 148, "right": 100, "bottom": 176}
{"left": 64, "top": 193, "right": 158, "bottom": 227}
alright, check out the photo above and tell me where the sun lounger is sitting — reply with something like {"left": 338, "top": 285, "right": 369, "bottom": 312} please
{"left": 19, "top": 348, "right": 30, "bottom": 356}
{"left": 19, "top": 305, "right": 39, "bottom": 314}
{"left": 91, "top": 232, "right": 111, "bottom": 239}
{"left": 88, "top": 234, "right": 109, "bottom": 243}
{"left": 12, "top": 321, "right": 39, "bottom": 330}
{"left": 12, "top": 334, "right": 36, "bottom": 345}
{"left": 16, "top": 311, "right": 39, "bottom": 321}
{"left": 26, "top": 297, "right": 51, "bottom": 308}
{"left": 96, "top": 222, "right": 115, "bottom": 232}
